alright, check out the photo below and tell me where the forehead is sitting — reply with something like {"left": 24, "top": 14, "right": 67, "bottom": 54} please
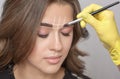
{"left": 42, "top": 2, "right": 73, "bottom": 24}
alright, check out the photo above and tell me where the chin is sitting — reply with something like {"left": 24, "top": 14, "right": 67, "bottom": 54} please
{"left": 43, "top": 65, "right": 61, "bottom": 74}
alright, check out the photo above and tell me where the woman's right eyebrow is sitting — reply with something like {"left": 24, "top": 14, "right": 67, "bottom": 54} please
{"left": 40, "top": 23, "right": 53, "bottom": 27}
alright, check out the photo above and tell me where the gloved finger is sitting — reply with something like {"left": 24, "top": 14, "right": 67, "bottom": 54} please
{"left": 80, "top": 20, "right": 86, "bottom": 28}
{"left": 77, "top": 12, "right": 100, "bottom": 30}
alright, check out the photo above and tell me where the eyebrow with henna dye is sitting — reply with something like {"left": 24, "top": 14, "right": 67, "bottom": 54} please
{"left": 40, "top": 23, "right": 53, "bottom": 27}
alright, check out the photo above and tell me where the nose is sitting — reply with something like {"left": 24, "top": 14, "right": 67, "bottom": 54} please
{"left": 49, "top": 32, "right": 63, "bottom": 52}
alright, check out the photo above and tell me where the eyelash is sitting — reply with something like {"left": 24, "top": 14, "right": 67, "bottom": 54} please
{"left": 61, "top": 32, "right": 70, "bottom": 36}
{"left": 37, "top": 34, "right": 49, "bottom": 38}
{"left": 38, "top": 32, "right": 70, "bottom": 38}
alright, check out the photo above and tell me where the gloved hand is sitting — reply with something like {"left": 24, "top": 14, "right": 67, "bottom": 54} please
{"left": 77, "top": 4, "right": 120, "bottom": 65}
{"left": 77, "top": 4, "right": 120, "bottom": 50}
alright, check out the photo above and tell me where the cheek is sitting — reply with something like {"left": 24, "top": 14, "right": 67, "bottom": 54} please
{"left": 61, "top": 33, "right": 73, "bottom": 53}
{"left": 28, "top": 37, "right": 48, "bottom": 59}
{"left": 61, "top": 35, "right": 73, "bottom": 62}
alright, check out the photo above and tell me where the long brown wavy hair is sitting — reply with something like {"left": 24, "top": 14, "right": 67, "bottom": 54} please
{"left": 0, "top": 0, "right": 90, "bottom": 78}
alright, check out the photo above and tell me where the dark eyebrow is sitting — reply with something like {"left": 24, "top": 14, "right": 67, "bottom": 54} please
{"left": 40, "top": 23, "right": 53, "bottom": 27}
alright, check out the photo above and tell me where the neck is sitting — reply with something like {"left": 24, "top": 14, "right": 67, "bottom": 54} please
{"left": 13, "top": 63, "right": 65, "bottom": 79}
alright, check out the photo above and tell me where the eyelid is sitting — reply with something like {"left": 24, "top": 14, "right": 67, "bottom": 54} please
{"left": 39, "top": 28, "right": 49, "bottom": 34}
{"left": 61, "top": 26, "right": 73, "bottom": 33}
{"left": 37, "top": 27, "right": 51, "bottom": 38}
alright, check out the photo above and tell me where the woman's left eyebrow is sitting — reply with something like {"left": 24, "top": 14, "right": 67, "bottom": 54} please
{"left": 40, "top": 23, "right": 53, "bottom": 27}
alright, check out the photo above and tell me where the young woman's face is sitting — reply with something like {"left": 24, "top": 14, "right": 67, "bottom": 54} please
{"left": 27, "top": 3, "right": 73, "bottom": 74}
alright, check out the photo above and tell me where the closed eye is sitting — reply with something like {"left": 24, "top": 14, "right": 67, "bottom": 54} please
{"left": 61, "top": 32, "right": 70, "bottom": 36}
{"left": 60, "top": 26, "right": 73, "bottom": 36}
{"left": 37, "top": 27, "right": 51, "bottom": 38}
{"left": 37, "top": 33, "right": 49, "bottom": 38}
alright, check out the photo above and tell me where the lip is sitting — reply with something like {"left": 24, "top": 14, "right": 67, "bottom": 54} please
{"left": 44, "top": 56, "right": 62, "bottom": 64}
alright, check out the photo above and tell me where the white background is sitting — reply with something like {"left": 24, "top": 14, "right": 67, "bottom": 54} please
{"left": 0, "top": 0, "right": 120, "bottom": 79}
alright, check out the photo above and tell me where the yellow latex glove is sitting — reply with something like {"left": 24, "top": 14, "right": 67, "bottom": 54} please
{"left": 77, "top": 4, "right": 120, "bottom": 65}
